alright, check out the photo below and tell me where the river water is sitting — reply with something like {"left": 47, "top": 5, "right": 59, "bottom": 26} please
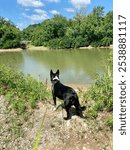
{"left": 0, "top": 48, "right": 112, "bottom": 85}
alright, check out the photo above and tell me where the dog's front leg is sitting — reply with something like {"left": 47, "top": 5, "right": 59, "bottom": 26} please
{"left": 53, "top": 96, "right": 57, "bottom": 110}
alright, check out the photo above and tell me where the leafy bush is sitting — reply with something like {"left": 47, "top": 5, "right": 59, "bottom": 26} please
{"left": 0, "top": 65, "right": 50, "bottom": 114}
{"left": 101, "top": 37, "right": 113, "bottom": 46}
{"left": 91, "top": 73, "right": 112, "bottom": 111}
{"left": 59, "top": 37, "right": 72, "bottom": 49}
{"left": 73, "top": 36, "right": 89, "bottom": 48}
{"left": 90, "top": 40, "right": 102, "bottom": 47}
{"left": 47, "top": 38, "right": 60, "bottom": 49}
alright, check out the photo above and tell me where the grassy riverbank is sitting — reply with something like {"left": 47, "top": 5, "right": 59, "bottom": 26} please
{"left": 0, "top": 64, "right": 113, "bottom": 149}
{"left": 0, "top": 44, "right": 113, "bottom": 53}
{"left": 0, "top": 46, "right": 48, "bottom": 52}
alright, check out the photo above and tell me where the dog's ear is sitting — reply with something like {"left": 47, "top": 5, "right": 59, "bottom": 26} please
{"left": 50, "top": 69, "right": 53, "bottom": 75}
{"left": 56, "top": 69, "right": 60, "bottom": 75}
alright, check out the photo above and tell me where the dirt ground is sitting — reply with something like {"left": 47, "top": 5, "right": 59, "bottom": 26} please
{"left": 0, "top": 95, "right": 112, "bottom": 150}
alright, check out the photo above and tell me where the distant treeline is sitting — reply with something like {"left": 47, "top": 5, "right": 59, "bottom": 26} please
{"left": 0, "top": 6, "right": 113, "bottom": 49}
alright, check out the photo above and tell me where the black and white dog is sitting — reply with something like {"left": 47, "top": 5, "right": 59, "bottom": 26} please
{"left": 50, "top": 69, "right": 86, "bottom": 120}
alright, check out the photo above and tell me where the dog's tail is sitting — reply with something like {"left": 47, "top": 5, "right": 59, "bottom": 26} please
{"left": 79, "top": 106, "right": 86, "bottom": 111}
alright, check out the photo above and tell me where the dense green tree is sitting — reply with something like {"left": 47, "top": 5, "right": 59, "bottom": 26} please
{"left": 31, "top": 15, "right": 68, "bottom": 47}
{"left": 101, "top": 11, "right": 113, "bottom": 46}
{"left": 0, "top": 17, "right": 21, "bottom": 49}
{"left": 22, "top": 24, "right": 40, "bottom": 41}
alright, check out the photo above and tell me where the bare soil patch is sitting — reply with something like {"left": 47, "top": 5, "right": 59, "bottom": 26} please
{"left": 0, "top": 95, "right": 112, "bottom": 150}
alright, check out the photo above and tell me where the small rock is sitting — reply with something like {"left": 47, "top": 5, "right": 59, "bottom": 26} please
{"left": 83, "top": 146, "right": 87, "bottom": 150}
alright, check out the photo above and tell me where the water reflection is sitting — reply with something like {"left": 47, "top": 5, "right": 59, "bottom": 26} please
{"left": 0, "top": 52, "right": 24, "bottom": 69}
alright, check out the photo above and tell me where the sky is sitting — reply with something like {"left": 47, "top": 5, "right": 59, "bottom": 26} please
{"left": 0, "top": 0, "right": 112, "bottom": 30}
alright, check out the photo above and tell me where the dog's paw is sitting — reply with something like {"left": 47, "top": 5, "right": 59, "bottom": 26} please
{"left": 53, "top": 106, "right": 57, "bottom": 111}
{"left": 63, "top": 116, "right": 71, "bottom": 120}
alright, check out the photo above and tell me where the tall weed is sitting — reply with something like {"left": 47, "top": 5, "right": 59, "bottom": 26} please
{"left": 84, "top": 52, "right": 113, "bottom": 119}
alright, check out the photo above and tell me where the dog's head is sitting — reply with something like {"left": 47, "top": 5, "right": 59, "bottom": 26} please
{"left": 50, "top": 69, "right": 60, "bottom": 83}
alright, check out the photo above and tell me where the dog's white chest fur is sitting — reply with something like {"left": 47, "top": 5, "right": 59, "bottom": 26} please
{"left": 53, "top": 76, "right": 59, "bottom": 81}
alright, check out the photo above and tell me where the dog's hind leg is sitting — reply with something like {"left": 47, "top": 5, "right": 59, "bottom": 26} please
{"left": 64, "top": 106, "right": 71, "bottom": 120}
{"left": 76, "top": 107, "right": 84, "bottom": 118}
{"left": 55, "top": 103, "right": 65, "bottom": 110}
{"left": 55, "top": 103, "right": 71, "bottom": 120}
{"left": 74, "top": 101, "right": 84, "bottom": 118}
{"left": 63, "top": 99, "right": 71, "bottom": 120}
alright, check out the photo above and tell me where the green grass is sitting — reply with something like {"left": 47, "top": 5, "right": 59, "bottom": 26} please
{"left": 0, "top": 65, "right": 50, "bottom": 137}
{"left": 106, "top": 116, "right": 113, "bottom": 129}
